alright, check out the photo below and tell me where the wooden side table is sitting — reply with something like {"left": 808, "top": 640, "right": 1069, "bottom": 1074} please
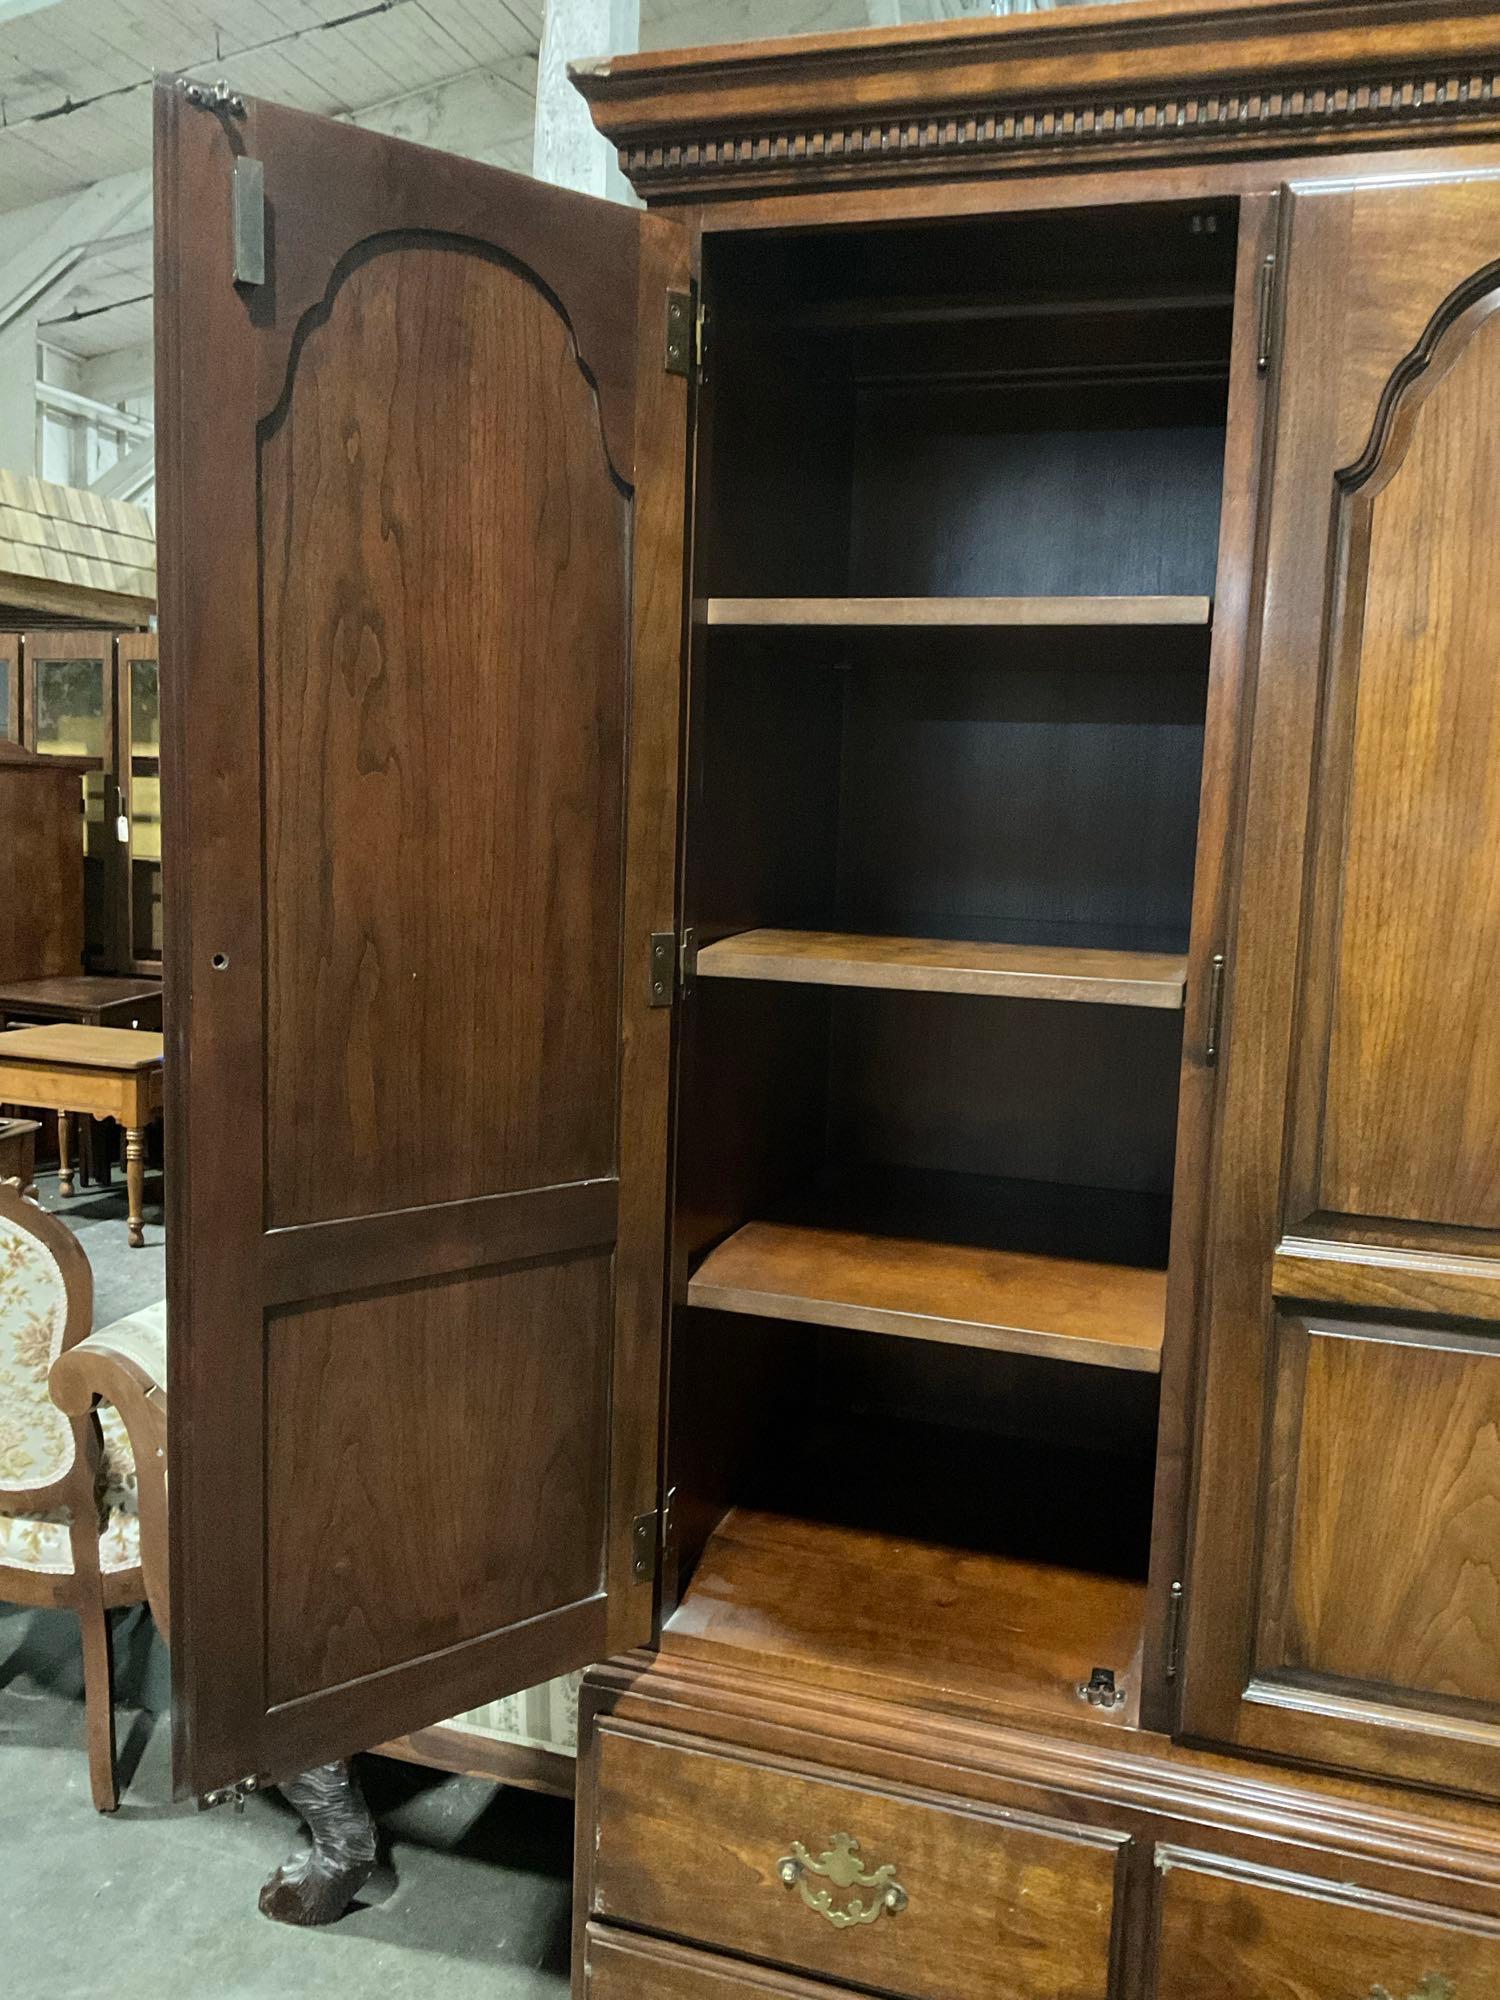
{"left": 0, "top": 975, "right": 164, "bottom": 1032}
{"left": 0, "top": 1027, "right": 164, "bottom": 1246}
{"left": 0, "top": 976, "right": 164, "bottom": 1189}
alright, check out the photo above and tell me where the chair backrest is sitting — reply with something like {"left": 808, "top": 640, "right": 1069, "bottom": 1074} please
{"left": 0, "top": 1179, "right": 93, "bottom": 1511}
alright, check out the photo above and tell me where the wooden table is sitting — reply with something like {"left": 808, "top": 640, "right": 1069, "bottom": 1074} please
{"left": 0, "top": 975, "right": 164, "bottom": 1032}
{"left": 0, "top": 1026, "right": 164, "bottom": 1246}
{"left": 0, "top": 977, "right": 164, "bottom": 1188}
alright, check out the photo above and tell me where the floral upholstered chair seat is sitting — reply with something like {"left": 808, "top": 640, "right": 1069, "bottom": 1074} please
{"left": 0, "top": 1401, "right": 140, "bottom": 1574}
{"left": 0, "top": 1183, "right": 162, "bottom": 1809}
{"left": 0, "top": 1208, "right": 145, "bottom": 1572}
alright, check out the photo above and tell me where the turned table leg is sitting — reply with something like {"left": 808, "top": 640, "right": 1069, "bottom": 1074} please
{"left": 125, "top": 1127, "right": 146, "bottom": 1247}
{"left": 259, "top": 1761, "right": 380, "bottom": 1926}
{"left": 57, "top": 1110, "right": 74, "bottom": 1197}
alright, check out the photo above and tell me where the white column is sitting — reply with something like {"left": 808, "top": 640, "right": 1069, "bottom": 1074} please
{"left": 532, "top": 0, "right": 640, "bottom": 200}
{"left": 0, "top": 315, "right": 38, "bottom": 475}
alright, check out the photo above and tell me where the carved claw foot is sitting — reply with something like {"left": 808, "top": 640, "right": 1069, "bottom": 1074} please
{"left": 258, "top": 1760, "right": 381, "bottom": 1927}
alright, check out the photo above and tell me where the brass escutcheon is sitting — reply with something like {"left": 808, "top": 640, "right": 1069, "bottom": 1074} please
{"left": 776, "top": 1832, "right": 908, "bottom": 1929}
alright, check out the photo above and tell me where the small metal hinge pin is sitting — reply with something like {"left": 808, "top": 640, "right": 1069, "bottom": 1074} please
{"left": 182, "top": 76, "right": 246, "bottom": 115}
{"left": 1205, "top": 952, "right": 1227, "bottom": 1066}
{"left": 1256, "top": 252, "right": 1278, "bottom": 374}
{"left": 1165, "top": 1580, "right": 1185, "bottom": 1682}
{"left": 200, "top": 1774, "right": 261, "bottom": 1813}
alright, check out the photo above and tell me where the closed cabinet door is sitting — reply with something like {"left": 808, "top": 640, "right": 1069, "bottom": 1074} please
{"left": 115, "top": 633, "right": 161, "bottom": 971}
{"left": 156, "top": 82, "right": 688, "bottom": 1796}
{"left": 1182, "top": 173, "right": 1500, "bottom": 1797}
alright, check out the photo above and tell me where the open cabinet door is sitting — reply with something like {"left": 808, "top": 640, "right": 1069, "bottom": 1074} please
{"left": 155, "top": 81, "right": 688, "bottom": 1797}
{"left": 1180, "top": 171, "right": 1500, "bottom": 1800}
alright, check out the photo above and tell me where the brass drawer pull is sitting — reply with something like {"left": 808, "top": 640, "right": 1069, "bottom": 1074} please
{"left": 776, "top": 1832, "right": 908, "bottom": 1929}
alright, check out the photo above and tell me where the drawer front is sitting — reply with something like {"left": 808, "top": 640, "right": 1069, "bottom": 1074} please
{"left": 1153, "top": 1849, "right": 1500, "bottom": 1998}
{"left": 584, "top": 1925, "right": 868, "bottom": 1999}
{"left": 591, "top": 1722, "right": 1125, "bottom": 2000}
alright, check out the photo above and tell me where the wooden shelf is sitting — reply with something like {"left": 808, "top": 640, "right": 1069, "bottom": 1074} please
{"left": 702, "top": 595, "right": 1212, "bottom": 628}
{"left": 664, "top": 1508, "right": 1146, "bottom": 1730}
{"left": 696, "top": 929, "right": 1188, "bottom": 1010}
{"left": 686, "top": 1171, "right": 1167, "bottom": 1374}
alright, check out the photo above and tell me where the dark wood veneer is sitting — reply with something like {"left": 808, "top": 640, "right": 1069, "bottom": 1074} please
{"left": 152, "top": 4, "right": 1500, "bottom": 1982}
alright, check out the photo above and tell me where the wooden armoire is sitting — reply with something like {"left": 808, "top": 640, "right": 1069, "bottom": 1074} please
{"left": 157, "top": 2, "right": 1500, "bottom": 1992}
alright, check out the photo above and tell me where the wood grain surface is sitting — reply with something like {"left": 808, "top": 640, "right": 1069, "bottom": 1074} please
{"left": 697, "top": 929, "right": 1187, "bottom": 1008}
{"left": 1273, "top": 1236, "right": 1500, "bottom": 1324}
{"left": 664, "top": 1508, "right": 1147, "bottom": 1731}
{"left": 687, "top": 1208, "right": 1166, "bottom": 1371}
{"left": 591, "top": 1718, "right": 1125, "bottom": 2000}
{"left": 0, "top": 1024, "right": 162, "bottom": 1069}
{"left": 1258, "top": 1316, "right": 1500, "bottom": 1712}
{"left": 260, "top": 240, "right": 625, "bottom": 1229}
{"left": 704, "top": 595, "right": 1211, "bottom": 627}
{"left": 1153, "top": 1849, "right": 1500, "bottom": 1997}
{"left": 265, "top": 1252, "right": 612, "bottom": 1705}
{"left": 1314, "top": 298, "right": 1500, "bottom": 1230}
{"left": 584, "top": 1929, "right": 872, "bottom": 2000}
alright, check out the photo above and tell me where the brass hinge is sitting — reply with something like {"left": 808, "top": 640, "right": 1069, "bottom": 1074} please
{"left": 649, "top": 932, "right": 675, "bottom": 1006}
{"left": 1256, "top": 252, "right": 1279, "bottom": 375}
{"left": 199, "top": 1774, "right": 263, "bottom": 1813}
{"left": 665, "top": 292, "right": 708, "bottom": 382}
{"left": 1204, "top": 952, "right": 1227, "bottom": 1067}
{"left": 665, "top": 290, "right": 692, "bottom": 376}
{"left": 631, "top": 1508, "right": 660, "bottom": 1583}
{"left": 649, "top": 927, "right": 696, "bottom": 1006}
{"left": 1165, "top": 1580, "right": 1186, "bottom": 1682}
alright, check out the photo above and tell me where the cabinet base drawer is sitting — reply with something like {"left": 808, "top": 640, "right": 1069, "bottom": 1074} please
{"left": 1153, "top": 1849, "right": 1500, "bottom": 1998}
{"left": 590, "top": 1719, "right": 1126, "bottom": 2000}
{"left": 584, "top": 1926, "right": 871, "bottom": 2000}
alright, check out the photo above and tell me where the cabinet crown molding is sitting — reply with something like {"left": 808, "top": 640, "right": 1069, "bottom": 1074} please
{"left": 573, "top": 0, "right": 1500, "bottom": 199}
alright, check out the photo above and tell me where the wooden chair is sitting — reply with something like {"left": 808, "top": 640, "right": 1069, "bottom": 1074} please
{"left": 0, "top": 1178, "right": 161, "bottom": 1810}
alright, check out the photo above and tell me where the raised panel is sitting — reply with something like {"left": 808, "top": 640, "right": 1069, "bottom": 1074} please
{"left": 1256, "top": 1316, "right": 1500, "bottom": 1717}
{"left": 261, "top": 240, "right": 625, "bottom": 1229}
{"left": 1296, "top": 285, "right": 1500, "bottom": 1234}
{"left": 265, "top": 1253, "right": 611, "bottom": 1705}
{"left": 1153, "top": 1850, "right": 1500, "bottom": 1999}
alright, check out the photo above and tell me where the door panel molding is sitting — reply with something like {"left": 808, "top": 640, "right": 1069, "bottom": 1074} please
{"left": 262, "top": 227, "right": 631, "bottom": 493}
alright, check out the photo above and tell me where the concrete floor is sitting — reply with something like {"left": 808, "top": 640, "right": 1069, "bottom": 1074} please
{"left": 5, "top": 1174, "right": 574, "bottom": 1999}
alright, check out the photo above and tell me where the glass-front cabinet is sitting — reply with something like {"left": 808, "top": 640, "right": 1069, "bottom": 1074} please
{"left": 117, "top": 634, "right": 162, "bottom": 970}
{"left": 0, "top": 633, "right": 18, "bottom": 741}
{"left": 18, "top": 627, "right": 161, "bottom": 973}
{"left": 23, "top": 631, "right": 121, "bottom": 971}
